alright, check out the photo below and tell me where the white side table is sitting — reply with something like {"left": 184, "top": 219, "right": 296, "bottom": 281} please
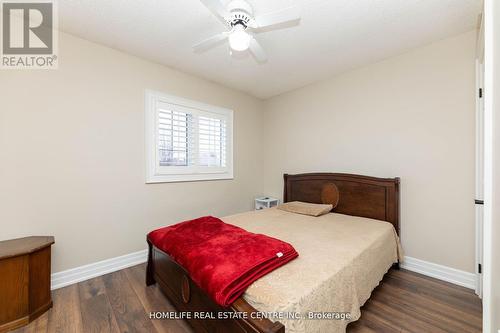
{"left": 255, "top": 197, "right": 279, "bottom": 210}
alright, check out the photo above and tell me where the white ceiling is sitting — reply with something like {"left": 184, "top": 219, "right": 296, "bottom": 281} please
{"left": 59, "top": 0, "right": 481, "bottom": 99}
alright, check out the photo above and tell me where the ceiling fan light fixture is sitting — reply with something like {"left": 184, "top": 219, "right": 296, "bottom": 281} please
{"left": 195, "top": 0, "right": 301, "bottom": 63}
{"left": 228, "top": 24, "right": 251, "bottom": 51}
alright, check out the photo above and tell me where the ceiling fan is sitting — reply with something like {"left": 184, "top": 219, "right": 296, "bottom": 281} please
{"left": 193, "top": 0, "right": 301, "bottom": 63}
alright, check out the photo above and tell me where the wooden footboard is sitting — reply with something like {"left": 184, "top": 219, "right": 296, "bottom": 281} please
{"left": 146, "top": 239, "right": 285, "bottom": 333}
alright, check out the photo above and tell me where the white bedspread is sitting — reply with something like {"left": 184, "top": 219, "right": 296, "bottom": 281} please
{"left": 223, "top": 208, "right": 402, "bottom": 333}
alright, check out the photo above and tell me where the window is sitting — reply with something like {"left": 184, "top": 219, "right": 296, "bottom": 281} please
{"left": 145, "top": 90, "right": 233, "bottom": 183}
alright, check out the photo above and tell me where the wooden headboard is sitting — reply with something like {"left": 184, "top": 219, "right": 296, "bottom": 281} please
{"left": 283, "top": 173, "right": 400, "bottom": 235}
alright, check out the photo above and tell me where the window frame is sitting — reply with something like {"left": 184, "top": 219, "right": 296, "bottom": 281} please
{"left": 145, "top": 90, "right": 233, "bottom": 183}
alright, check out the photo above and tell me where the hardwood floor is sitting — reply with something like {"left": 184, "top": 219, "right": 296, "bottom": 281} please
{"left": 12, "top": 264, "right": 482, "bottom": 333}
{"left": 348, "top": 269, "right": 482, "bottom": 333}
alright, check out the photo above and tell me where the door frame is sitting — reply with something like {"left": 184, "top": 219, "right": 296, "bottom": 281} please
{"left": 475, "top": 13, "right": 485, "bottom": 298}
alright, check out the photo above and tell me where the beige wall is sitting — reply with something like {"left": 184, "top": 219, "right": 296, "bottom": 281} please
{"left": 262, "top": 31, "right": 477, "bottom": 272}
{"left": 0, "top": 32, "right": 264, "bottom": 272}
{"left": 0, "top": 30, "right": 478, "bottom": 276}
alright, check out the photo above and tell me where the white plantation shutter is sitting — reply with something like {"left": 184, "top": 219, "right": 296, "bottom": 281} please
{"left": 157, "top": 106, "right": 195, "bottom": 167}
{"left": 146, "top": 91, "right": 233, "bottom": 183}
{"left": 198, "top": 115, "right": 227, "bottom": 167}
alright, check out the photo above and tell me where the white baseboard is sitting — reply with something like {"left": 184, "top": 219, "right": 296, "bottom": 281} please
{"left": 50, "top": 251, "right": 476, "bottom": 291}
{"left": 401, "top": 256, "right": 477, "bottom": 290}
{"left": 51, "top": 249, "right": 148, "bottom": 290}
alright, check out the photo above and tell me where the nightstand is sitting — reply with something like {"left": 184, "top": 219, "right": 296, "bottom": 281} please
{"left": 255, "top": 197, "right": 279, "bottom": 210}
{"left": 0, "top": 236, "right": 54, "bottom": 332}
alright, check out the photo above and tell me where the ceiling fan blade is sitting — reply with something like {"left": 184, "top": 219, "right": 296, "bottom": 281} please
{"left": 199, "top": 0, "right": 230, "bottom": 25}
{"left": 253, "top": 6, "right": 301, "bottom": 31}
{"left": 193, "top": 33, "right": 229, "bottom": 52}
{"left": 249, "top": 37, "right": 267, "bottom": 63}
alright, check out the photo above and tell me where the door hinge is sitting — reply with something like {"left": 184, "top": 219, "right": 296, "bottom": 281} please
{"left": 478, "top": 263, "right": 482, "bottom": 274}
{"left": 479, "top": 88, "right": 483, "bottom": 98}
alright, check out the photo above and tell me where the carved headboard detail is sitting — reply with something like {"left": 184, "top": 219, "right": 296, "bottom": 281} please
{"left": 283, "top": 173, "right": 400, "bottom": 235}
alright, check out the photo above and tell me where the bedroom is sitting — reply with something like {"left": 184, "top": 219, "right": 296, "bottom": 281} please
{"left": 0, "top": 0, "right": 499, "bottom": 332}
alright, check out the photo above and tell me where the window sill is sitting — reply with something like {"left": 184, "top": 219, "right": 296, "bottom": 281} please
{"left": 145, "top": 172, "right": 234, "bottom": 184}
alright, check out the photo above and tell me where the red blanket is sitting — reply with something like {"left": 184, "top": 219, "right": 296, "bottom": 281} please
{"left": 147, "top": 216, "right": 298, "bottom": 307}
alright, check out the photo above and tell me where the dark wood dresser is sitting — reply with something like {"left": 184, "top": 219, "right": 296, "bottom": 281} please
{"left": 0, "top": 236, "right": 55, "bottom": 332}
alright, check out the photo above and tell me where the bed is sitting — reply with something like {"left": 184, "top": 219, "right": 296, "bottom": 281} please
{"left": 146, "top": 173, "right": 401, "bottom": 333}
